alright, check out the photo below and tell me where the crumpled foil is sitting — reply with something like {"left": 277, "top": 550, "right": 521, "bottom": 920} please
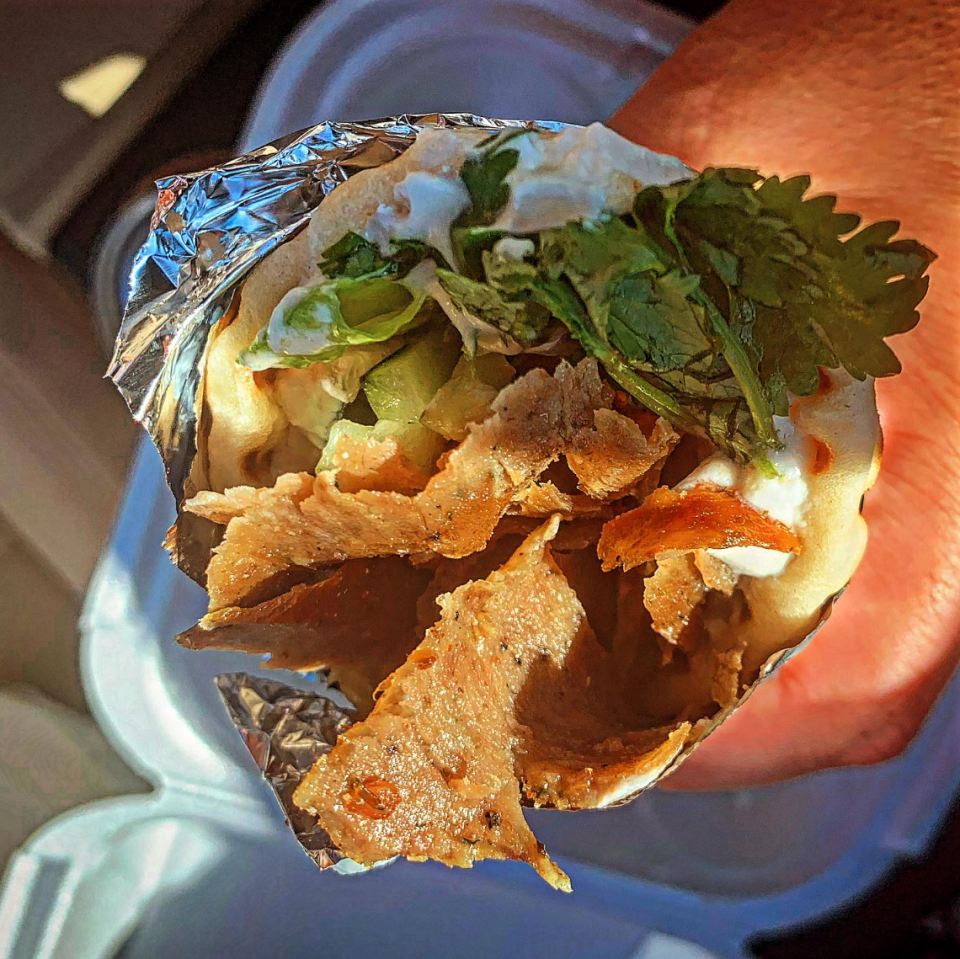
{"left": 215, "top": 673, "right": 354, "bottom": 869}
{"left": 109, "top": 114, "right": 841, "bottom": 876}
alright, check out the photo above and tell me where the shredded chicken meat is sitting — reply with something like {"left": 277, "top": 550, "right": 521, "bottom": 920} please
{"left": 326, "top": 433, "right": 432, "bottom": 495}
{"left": 178, "top": 557, "right": 431, "bottom": 714}
{"left": 174, "top": 348, "right": 808, "bottom": 892}
{"left": 566, "top": 409, "right": 676, "bottom": 499}
{"left": 292, "top": 519, "right": 578, "bottom": 891}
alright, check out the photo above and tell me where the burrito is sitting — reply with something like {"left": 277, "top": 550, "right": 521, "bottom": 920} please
{"left": 174, "top": 123, "right": 932, "bottom": 890}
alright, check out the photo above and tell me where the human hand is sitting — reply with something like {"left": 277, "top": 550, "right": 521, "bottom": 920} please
{"left": 610, "top": 0, "right": 960, "bottom": 789}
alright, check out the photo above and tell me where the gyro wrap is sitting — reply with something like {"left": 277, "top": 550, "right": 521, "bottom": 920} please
{"left": 111, "top": 114, "right": 930, "bottom": 888}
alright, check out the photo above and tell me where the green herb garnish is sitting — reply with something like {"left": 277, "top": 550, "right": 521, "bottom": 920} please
{"left": 480, "top": 169, "right": 933, "bottom": 461}
{"left": 318, "top": 232, "right": 389, "bottom": 278}
{"left": 317, "top": 233, "right": 446, "bottom": 279}
{"left": 268, "top": 145, "right": 933, "bottom": 464}
{"left": 454, "top": 129, "right": 528, "bottom": 228}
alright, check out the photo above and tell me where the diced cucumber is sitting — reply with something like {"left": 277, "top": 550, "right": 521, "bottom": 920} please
{"left": 362, "top": 324, "right": 461, "bottom": 424}
{"left": 318, "top": 418, "right": 445, "bottom": 474}
{"left": 421, "top": 353, "right": 515, "bottom": 441}
{"left": 388, "top": 421, "right": 447, "bottom": 472}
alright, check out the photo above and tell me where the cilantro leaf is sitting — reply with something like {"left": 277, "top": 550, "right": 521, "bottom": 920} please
{"left": 528, "top": 217, "right": 777, "bottom": 457}
{"left": 454, "top": 130, "right": 528, "bottom": 228}
{"left": 482, "top": 247, "right": 705, "bottom": 435}
{"left": 483, "top": 168, "right": 931, "bottom": 462}
{"left": 318, "top": 232, "right": 389, "bottom": 278}
{"left": 657, "top": 169, "right": 935, "bottom": 399}
{"left": 604, "top": 271, "right": 712, "bottom": 372}
{"left": 537, "top": 220, "right": 707, "bottom": 368}
{"left": 317, "top": 232, "right": 445, "bottom": 280}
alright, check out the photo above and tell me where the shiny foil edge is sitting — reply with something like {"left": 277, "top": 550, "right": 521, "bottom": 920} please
{"left": 214, "top": 672, "right": 355, "bottom": 869}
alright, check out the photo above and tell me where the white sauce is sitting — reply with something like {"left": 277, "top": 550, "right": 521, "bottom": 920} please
{"left": 493, "top": 123, "right": 691, "bottom": 234}
{"left": 680, "top": 416, "right": 809, "bottom": 578}
{"left": 363, "top": 170, "right": 470, "bottom": 267}
{"left": 266, "top": 285, "right": 335, "bottom": 355}
{"left": 493, "top": 236, "right": 535, "bottom": 260}
{"left": 357, "top": 123, "right": 691, "bottom": 271}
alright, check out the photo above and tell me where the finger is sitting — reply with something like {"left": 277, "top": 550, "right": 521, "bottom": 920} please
{"left": 611, "top": 0, "right": 959, "bottom": 217}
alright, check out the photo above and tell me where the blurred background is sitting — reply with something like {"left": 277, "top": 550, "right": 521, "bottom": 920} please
{"left": 0, "top": 2, "right": 958, "bottom": 958}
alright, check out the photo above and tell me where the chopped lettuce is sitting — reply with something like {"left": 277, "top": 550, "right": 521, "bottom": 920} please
{"left": 435, "top": 269, "right": 547, "bottom": 349}
{"left": 239, "top": 275, "right": 428, "bottom": 371}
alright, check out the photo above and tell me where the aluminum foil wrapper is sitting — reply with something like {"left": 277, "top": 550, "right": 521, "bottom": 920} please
{"left": 108, "top": 113, "right": 842, "bottom": 874}
{"left": 215, "top": 673, "right": 355, "bottom": 869}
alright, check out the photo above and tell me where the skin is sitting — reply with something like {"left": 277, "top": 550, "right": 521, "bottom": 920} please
{"left": 610, "top": 0, "right": 960, "bottom": 789}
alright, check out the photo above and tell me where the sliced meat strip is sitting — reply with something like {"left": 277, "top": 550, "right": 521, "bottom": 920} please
{"left": 642, "top": 549, "right": 740, "bottom": 658}
{"left": 187, "top": 479, "right": 291, "bottom": 526}
{"left": 178, "top": 557, "right": 431, "bottom": 716}
{"left": 292, "top": 518, "right": 577, "bottom": 891}
{"left": 512, "top": 482, "right": 577, "bottom": 517}
{"left": 326, "top": 433, "right": 433, "bottom": 495}
{"left": 518, "top": 725, "right": 690, "bottom": 810}
{"left": 552, "top": 546, "right": 619, "bottom": 651}
{"left": 711, "top": 640, "right": 747, "bottom": 710}
{"left": 513, "top": 604, "right": 690, "bottom": 808}
{"left": 293, "top": 518, "right": 690, "bottom": 889}
{"left": 703, "top": 591, "right": 750, "bottom": 710}
{"left": 642, "top": 553, "right": 706, "bottom": 654}
{"left": 598, "top": 485, "right": 802, "bottom": 573}
{"left": 510, "top": 482, "right": 611, "bottom": 518}
{"left": 694, "top": 549, "right": 738, "bottom": 595}
{"left": 189, "top": 359, "right": 654, "bottom": 611}
{"left": 566, "top": 409, "right": 677, "bottom": 499}
{"left": 414, "top": 531, "right": 526, "bottom": 639}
